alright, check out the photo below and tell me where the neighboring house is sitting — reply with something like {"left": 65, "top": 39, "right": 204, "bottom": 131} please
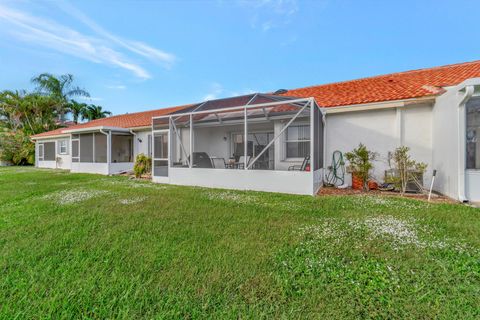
{"left": 32, "top": 60, "right": 480, "bottom": 202}
{"left": 31, "top": 106, "right": 186, "bottom": 174}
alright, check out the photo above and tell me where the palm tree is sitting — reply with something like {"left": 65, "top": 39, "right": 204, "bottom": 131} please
{"left": 31, "top": 73, "right": 89, "bottom": 123}
{"left": 68, "top": 100, "right": 88, "bottom": 124}
{"left": 84, "top": 104, "right": 112, "bottom": 121}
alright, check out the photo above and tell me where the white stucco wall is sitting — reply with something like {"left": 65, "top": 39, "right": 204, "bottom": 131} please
{"left": 155, "top": 167, "right": 314, "bottom": 195}
{"left": 431, "top": 86, "right": 461, "bottom": 199}
{"left": 134, "top": 129, "right": 152, "bottom": 158}
{"left": 325, "top": 104, "right": 433, "bottom": 188}
{"left": 432, "top": 79, "right": 480, "bottom": 201}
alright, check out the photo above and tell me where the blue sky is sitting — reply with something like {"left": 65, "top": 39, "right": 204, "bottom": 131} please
{"left": 0, "top": 0, "right": 479, "bottom": 115}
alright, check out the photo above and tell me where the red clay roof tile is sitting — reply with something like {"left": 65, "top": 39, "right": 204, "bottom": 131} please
{"left": 31, "top": 105, "right": 187, "bottom": 138}
{"left": 282, "top": 60, "right": 480, "bottom": 107}
{"left": 32, "top": 60, "right": 480, "bottom": 139}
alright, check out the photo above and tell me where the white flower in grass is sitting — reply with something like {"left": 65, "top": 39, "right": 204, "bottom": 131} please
{"left": 43, "top": 189, "right": 109, "bottom": 205}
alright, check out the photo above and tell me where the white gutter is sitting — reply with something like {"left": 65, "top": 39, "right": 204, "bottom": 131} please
{"left": 323, "top": 96, "right": 435, "bottom": 114}
{"left": 63, "top": 126, "right": 130, "bottom": 134}
{"left": 458, "top": 85, "right": 475, "bottom": 202}
{"left": 31, "top": 133, "right": 70, "bottom": 140}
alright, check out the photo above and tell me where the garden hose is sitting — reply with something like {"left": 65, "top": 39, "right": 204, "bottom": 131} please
{"left": 324, "top": 150, "right": 346, "bottom": 186}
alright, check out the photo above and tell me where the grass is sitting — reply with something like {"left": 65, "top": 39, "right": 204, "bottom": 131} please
{"left": 0, "top": 167, "right": 479, "bottom": 319}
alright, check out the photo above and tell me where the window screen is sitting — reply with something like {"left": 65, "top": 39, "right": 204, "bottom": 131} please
{"left": 95, "top": 133, "right": 107, "bottom": 163}
{"left": 153, "top": 160, "right": 168, "bottom": 176}
{"left": 154, "top": 133, "right": 168, "bottom": 159}
{"left": 43, "top": 142, "right": 56, "bottom": 161}
{"left": 80, "top": 133, "right": 94, "bottom": 162}
{"left": 72, "top": 140, "right": 79, "bottom": 158}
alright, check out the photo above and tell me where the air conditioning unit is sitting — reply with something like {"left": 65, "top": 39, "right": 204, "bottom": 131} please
{"left": 384, "top": 169, "right": 424, "bottom": 193}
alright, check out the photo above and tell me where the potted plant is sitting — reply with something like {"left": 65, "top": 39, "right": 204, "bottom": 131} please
{"left": 345, "top": 143, "right": 377, "bottom": 191}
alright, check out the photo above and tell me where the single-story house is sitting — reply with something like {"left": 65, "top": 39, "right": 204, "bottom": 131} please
{"left": 32, "top": 60, "right": 480, "bottom": 202}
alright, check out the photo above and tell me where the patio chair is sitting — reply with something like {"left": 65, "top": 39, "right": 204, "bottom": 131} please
{"left": 191, "top": 152, "right": 213, "bottom": 168}
{"left": 236, "top": 156, "right": 251, "bottom": 169}
{"left": 288, "top": 155, "right": 310, "bottom": 171}
{"left": 210, "top": 157, "right": 227, "bottom": 169}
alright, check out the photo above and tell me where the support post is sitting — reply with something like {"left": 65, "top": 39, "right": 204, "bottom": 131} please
{"left": 244, "top": 106, "right": 248, "bottom": 170}
{"left": 189, "top": 114, "right": 193, "bottom": 168}
{"left": 107, "top": 131, "right": 111, "bottom": 175}
{"left": 310, "top": 99, "right": 315, "bottom": 194}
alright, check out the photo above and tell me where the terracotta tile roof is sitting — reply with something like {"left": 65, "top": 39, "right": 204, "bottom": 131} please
{"left": 32, "top": 60, "right": 480, "bottom": 139}
{"left": 31, "top": 105, "right": 187, "bottom": 138}
{"left": 281, "top": 60, "right": 480, "bottom": 107}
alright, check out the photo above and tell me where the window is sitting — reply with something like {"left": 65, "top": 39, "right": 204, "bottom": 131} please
{"left": 58, "top": 139, "right": 68, "bottom": 155}
{"left": 467, "top": 97, "right": 480, "bottom": 169}
{"left": 285, "top": 124, "right": 310, "bottom": 159}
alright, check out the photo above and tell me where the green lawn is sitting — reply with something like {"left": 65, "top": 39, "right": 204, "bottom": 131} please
{"left": 0, "top": 167, "right": 479, "bottom": 319}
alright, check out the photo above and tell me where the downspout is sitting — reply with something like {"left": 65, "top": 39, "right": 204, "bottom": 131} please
{"left": 458, "top": 85, "right": 474, "bottom": 202}
{"left": 321, "top": 108, "right": 327, "bottom": 180}
{"left": 99, "top": 129, "right": 110, "bottom": 175}
{"left": 129, "top": 129, "right": 137, "bottom": 161}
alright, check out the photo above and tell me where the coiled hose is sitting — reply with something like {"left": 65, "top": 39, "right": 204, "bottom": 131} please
{"left": 324, "top": 150, "right": 346, "bottom": 186}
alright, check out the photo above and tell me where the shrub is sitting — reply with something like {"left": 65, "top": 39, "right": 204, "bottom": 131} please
{"left": 133, "top": 153, "right": 151, "bottom": 178}
{"left": 0, "top": 129, "right": 35, "bottom": 165}
{"left": 389, "top": 146, "right": 427, "bottom": 194}
{"left": 345, "top": 143, "right": 378, "bottom": 191}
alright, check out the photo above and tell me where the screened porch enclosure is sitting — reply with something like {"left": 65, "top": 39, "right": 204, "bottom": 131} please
{"left": 152, "top": 94, "right": 324, "bottom": 195}
{"left": 68, "top": 128, "right": 134, "bottom": 175}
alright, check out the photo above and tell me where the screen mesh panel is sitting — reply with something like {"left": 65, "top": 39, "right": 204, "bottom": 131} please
{"left": 43, "top": 142, "right": 55, "bottom": 161}
{"left": 80, "top": 133, "right": 94, "bottom": 162}
{"left": 111, "top": 134, "right": 133, "bottom": 163}
{"left": 94, "top": 133, "right": 107, "bottom": 163}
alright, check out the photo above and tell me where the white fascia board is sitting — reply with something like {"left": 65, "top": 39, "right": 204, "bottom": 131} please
{"left": 128, "top": 126, "right": 151, "bottom": 131}
{"left": 31, "top": 134, "right": 70, "bottom": 140}
{"left": 63, "top": 126, "right": 130, "bottom": 134}
{"left": 322, "top": 97, "right": 435, "bottom": 114}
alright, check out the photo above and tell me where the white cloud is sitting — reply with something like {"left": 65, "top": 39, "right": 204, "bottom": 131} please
{"left": 56, "top": 1, "right": 176, "bottom": 68}
{"left": 79, "top": 96, "right": 103, "bottom": 102}
{"left": 237, "top": 0, "right": 299, "bottom": 32}
{"left": 202, "top": 83, "right": 257, "bottom": 101}
{"left": 0, "top": 1, "right": 176, "bottom": 79}
{"left": 107, "top": 85, "right": 127, "bottom": 90}
{"left": 202, "top": 82, "right": 223, "bottom": 101}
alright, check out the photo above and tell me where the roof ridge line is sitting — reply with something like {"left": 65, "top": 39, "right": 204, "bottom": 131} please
{"left": 285, "top": 59, "right": 480, "bottom": 91}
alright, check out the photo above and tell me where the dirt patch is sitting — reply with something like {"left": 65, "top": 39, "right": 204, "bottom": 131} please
{"left": 318, "top": 187, "right": 456, "bottom": 204}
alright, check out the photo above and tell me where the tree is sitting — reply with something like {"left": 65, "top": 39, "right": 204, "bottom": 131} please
{"left": 31, "top": 73, "right": 89, "bottom": 122}
{"left": 68, "top": 100, "right": 88, "bottom": 124}
{"left": 84, "top": 104, "right": 112, "bottom": 121}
